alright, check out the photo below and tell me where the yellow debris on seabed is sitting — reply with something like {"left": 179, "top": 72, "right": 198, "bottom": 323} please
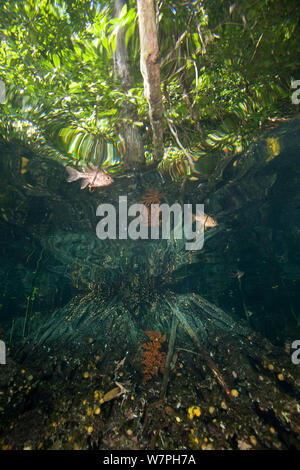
{"left": 188, "top": 406, "right": 201, "bottom": 420}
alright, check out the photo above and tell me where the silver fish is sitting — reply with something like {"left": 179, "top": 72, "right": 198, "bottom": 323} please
{"left": 66, "top": 164, "right": 113, "bottom": 192}
{"left": 192, "top": 212, "right": 218, "bottom": 230}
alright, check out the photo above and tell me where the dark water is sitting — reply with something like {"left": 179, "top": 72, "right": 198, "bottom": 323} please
{"left": 0, "top": 118, "right": 300, "bottom": 450}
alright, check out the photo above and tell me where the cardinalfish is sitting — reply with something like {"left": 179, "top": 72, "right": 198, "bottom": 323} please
{"left": 192, "top": 212, "right": 218, "bottom": 230}
{"left": 66, "top": 164, "right": 113, "bottom": 192}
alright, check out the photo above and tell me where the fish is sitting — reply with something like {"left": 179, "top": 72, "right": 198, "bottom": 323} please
{"left": 236, "top": 270, "right": 245, "bottom": 280}
{"left": 192, "top": 212, "right": 218, "bottom": 230}
{"left": 66, "top": 164, "right": 113, "bottom": 192}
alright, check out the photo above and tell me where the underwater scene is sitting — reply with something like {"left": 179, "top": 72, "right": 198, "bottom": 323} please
{"left": 0, "top": 0, "right": 300, "bottom": 455}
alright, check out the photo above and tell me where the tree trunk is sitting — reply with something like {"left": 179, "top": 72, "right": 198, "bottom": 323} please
{"left": 137, "top": 0, "right": 164, "bottom": 164}
{"left": 113, "top": 0, "right": 144, "bottom": 169}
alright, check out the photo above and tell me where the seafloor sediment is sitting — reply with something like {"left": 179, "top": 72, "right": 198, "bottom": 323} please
{"left": 1, "top": 310, "right": 300, "bottom": 451}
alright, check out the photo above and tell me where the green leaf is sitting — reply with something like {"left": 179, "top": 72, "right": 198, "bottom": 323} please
{"left": 53, "top": 54, "right": 60, "bottom": 68}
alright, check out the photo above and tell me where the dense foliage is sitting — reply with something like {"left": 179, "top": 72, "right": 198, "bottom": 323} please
{"left": 0, "top": 0, "right": 299, "bottom": 177}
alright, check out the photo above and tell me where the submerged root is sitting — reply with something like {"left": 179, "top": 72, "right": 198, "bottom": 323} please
{"left": 160, "top": 314, "right": 178, "bottom": 401}
{"left": 167, "top": 299, "right": 230, "bottom": 396}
